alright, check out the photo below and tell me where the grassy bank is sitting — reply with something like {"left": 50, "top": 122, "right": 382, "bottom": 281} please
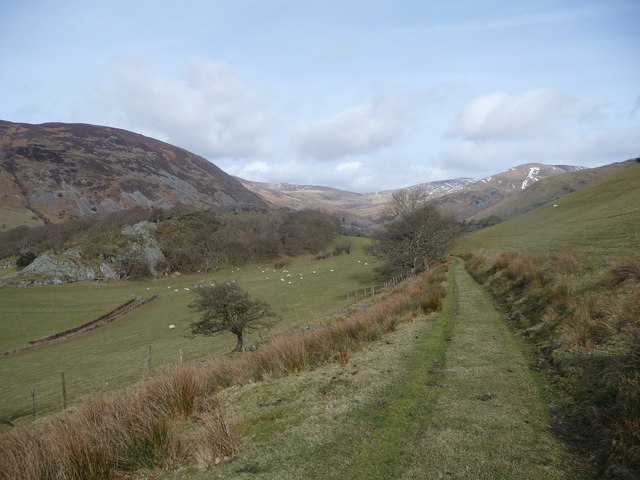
{"left": 455, "top": 162, "right": 640, "bottom": 265}
{"left": 465, "top": 250, "right": 639, "bottom": 479}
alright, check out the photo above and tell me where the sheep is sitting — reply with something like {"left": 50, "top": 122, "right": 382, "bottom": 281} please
{"left": 169, "top": 324, "right": 176, "bottom": 330}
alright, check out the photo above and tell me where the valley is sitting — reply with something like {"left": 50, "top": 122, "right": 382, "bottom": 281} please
{"left": 0, "top": 122, "right": 638, "bottom": 479}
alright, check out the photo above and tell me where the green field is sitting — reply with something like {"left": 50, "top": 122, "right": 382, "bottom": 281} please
{"left": 0, "top": 237, "right": 381, "bottom": 425}
{"left": 456, "top": 162, "right": 640, "bottom": 263}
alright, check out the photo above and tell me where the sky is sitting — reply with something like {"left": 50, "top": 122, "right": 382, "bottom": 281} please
{"left": 1, "top": 0, "right": 639, "bottom": 192}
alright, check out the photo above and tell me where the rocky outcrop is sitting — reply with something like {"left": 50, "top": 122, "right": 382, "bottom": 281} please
{"left": 120, "top": 221, "right": 167, "bottom": 276}
{"left": 0, "top": 221, "right": 168, "bottom": 287}
{"left": 0, "top": 250, "right": 118, "bottom": 287}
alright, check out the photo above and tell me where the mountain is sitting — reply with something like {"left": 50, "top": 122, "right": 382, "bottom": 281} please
{"left": 238, "top": 177, "right": 473, "bottom": 227}
{"left": 240, "top": 164, "right": 589, "bottom": 226}
{"left": 0, "top": 121, "right": 266, "bottom": 230}
{"left": 455, "top": 160, "right": 640, "bottom": 259}
{"left": 433, "top": 163, "right": 585, "bottom": 219}
{"left": 469, "top": 159, "right": 635, "bottom": 224}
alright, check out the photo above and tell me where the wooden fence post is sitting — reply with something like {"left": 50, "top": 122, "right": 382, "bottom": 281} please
{"left": 145, "top": 345, "right": 151, "bottom": 371}
{"left": 61, "top": 372, "right": 67, "bottom": 410}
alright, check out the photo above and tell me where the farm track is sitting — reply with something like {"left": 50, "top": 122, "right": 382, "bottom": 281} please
{"left": 326, "top": 260, "right": 574, "bottom": 479}
{"left": 398, "top": 260, "right": 575, "bottom": 479}
{"left": 0, "top": 295, "right": 160, "bottom": 358}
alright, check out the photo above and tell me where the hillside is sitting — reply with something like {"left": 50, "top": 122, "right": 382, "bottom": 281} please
{"left": 454, "top": 161, "right": 640, "bottom": 261}
{"left": 240, "top": 164, "right": 581, "bottom": 225}
{"left": 470, "top": 159, "right": 635, "bottom": 223}
{"left": 0, "top": 121, "right": 266, "bottom": 230}
{"left": 434, "top": 163, "right": 583, "bottom": 219}
{"left": 239, "top": 177, "right": 473, "bottom": 227}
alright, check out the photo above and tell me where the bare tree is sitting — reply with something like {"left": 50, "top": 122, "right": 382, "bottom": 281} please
{"left": 376, "top": 203, "right": 462, "bottom": 276}
{"left": 381, "top": 187, "right": 430, "bottom": 221}
{"left": 189, "top": 282, "right": 276, "bottom": 352}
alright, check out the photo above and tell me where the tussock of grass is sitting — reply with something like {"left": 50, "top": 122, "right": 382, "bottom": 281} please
{"left": 609, "top": 256, "right": 640, "bottom": 286}
{"left": 421, "top": 288, "right": 444, "bottom": 313}
{"left": 0, "top": 366, "right": 241, "bottom": 480}
{"left": 465, "top": 250, "right": 640, "bottom": 478}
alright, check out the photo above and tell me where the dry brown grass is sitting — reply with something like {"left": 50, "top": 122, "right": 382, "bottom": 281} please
{"left": 550, "top": 249, "right": 581, "bottom": 276}
{"left": 490, "top": 250, "right": 519, "bottom": 272}
{"left": 421, "top": 288, "right": 444, "bottom": 313}
{"left": 0, "top": 366, "right": 239, "bottom": 480}
{"left": 609, "top": 256, "right": 640, "bottom": 286}
{"left": 561, "top": 295, "right": 612, "bottom": 349}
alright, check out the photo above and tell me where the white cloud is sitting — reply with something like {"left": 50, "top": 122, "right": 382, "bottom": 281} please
{"left": 292, "top": 93, "right": 415, "bottom": 160}
{"left": 96, "top": 55, "right": 273, "bottom": 159}
{"left": 437, "top": 125, "right": 640, "bottom": 177}
{"left": 336, "top": 161, "right": 364, "bottom": 173}
{"left": 449, "top": 88, "right": 603, "bottom": 141}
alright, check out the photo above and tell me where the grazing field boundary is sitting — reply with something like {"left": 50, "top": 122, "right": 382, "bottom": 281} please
{"left": 0, "top": 295, "right": 160, "bottom": 357}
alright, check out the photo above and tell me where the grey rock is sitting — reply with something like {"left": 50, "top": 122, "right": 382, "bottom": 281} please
{"left": 0, "top": 221, "right": 168, "bottom": 287}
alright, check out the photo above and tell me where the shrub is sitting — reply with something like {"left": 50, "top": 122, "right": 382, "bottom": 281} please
{"left": 332, "top": 241, "right": 351, "bottom": 256}
{"left": 16, "top": 251, "right": 37, "bottom": 268}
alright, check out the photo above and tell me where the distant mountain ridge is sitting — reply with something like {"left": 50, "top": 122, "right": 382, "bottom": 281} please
{"left": 239, "top": 164, "right": 586, "bottom": 225}
{"left": 0, "top": 121, "right": 265, "bottom": 229}
{"left": 238, "top": 177, "right": 474, "bottom": 226}
{"left": 432, "top": 163, "right": 586, "bottom": 219}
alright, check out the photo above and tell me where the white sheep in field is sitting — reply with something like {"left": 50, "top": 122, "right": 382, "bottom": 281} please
{"left": 169, "top": 324, "right": 176, "bottom": 330}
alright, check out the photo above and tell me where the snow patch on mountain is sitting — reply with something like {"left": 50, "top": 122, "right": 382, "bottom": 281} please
{"left": 521, "top": 166, "right": 541, "bottom": 189}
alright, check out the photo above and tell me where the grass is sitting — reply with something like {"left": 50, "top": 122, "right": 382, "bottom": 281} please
{"left": 402, "top": 260, "right": 576, "bottom": 479}
{"left": 157, "top": 260, "right": 580, "bottom": 480}
{"left": 0, "top": 206, "right": 44, "bottom": 231}
{"left": 456, "top": 162, "right": 640, "bottom": 265}
{"left": 0, "top": 237, "right": 381, "bottom": 426}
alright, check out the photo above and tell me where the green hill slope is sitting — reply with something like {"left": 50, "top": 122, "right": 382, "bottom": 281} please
{"left": 469, "top": 160, "right": 633, "bottom": 224}
{"left": 455, "top": 162, "right": 640, "bottom": 261}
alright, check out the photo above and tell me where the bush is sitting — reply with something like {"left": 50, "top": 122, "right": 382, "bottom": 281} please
{"left": 332, "top": 241, "right": 351, "bottom": 256}
{"left": 16, "top": 251, "right": 37, "bottom": 269}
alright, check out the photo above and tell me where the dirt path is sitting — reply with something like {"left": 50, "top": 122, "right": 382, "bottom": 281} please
{"left": 400, "top": 260, "right": 572, "bottom": 479}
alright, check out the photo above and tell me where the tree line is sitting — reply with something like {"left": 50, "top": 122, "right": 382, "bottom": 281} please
{"left": 0, "top": 206, "right": 340, "bottom": 275}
